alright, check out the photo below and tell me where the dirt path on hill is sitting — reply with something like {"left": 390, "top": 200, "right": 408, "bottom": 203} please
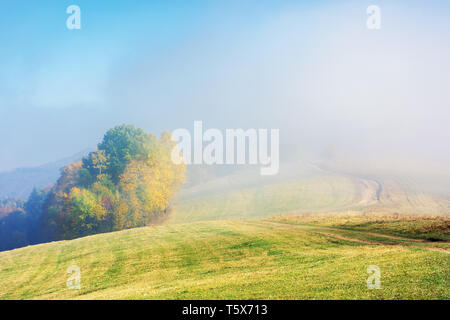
{"left": 310, "top": 163, "right": 382, "bottom": 206}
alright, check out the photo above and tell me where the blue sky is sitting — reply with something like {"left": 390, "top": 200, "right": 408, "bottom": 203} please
{"left": 1, "top": 0, "right": 450, "bottom": 172}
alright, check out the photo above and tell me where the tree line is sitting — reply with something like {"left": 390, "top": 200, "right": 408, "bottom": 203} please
{"left": 0, "top": 125, "right": 185, "bottom": 251}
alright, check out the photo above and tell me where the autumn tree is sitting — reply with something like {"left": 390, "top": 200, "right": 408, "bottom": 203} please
{"left": 40, "top": 125, "right": 185, "bottom": 240}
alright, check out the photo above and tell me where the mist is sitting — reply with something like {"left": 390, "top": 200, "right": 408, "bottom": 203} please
{"left": 1, "top": 0, "right": 449, "bottom": 188}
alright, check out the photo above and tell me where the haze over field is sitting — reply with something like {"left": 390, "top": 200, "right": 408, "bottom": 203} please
{"left": 1, "top": 0, "right": 450, "bottom": 190}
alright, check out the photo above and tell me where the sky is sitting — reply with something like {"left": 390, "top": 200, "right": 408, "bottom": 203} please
{"left": 1, "top": 0, "right": 450, "bottom": 174}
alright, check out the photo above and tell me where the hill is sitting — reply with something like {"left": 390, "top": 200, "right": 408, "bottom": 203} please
{"left": 170, "top": 162, "right": 450, "bottom": 223}
{"left": 0, "top": 213, "right": 448, "bottom": 299}
{"left": 0, "top": 160, "right": 449, "bottom": 299}
{"left": 0, "top": 149, "right": 91, "bottom": 199}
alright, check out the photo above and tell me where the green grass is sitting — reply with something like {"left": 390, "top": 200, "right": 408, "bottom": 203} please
{"left": 1, "top": 166, "right": 449, "bottom": 300}
{"left": 269, "top": 213, "right": 450, "bottom": 242}
{"left": 0, "top": 215, "right": 448, "bottom": 300}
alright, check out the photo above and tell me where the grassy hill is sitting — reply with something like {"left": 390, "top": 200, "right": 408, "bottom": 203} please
{"left": 170, "top": 163, "right": 450, "bottom": 223}
{"left": 0, "top": 213, "right": 448, "bottom": 299}
{"left": 0, "top": 161, "right": 449, "bottom": 300}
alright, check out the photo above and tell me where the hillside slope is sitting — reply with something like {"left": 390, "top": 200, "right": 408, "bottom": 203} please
{"left": 170, "top": 163, "right": 450, "bottom": 224}
{"left": 0, "top": 214, "right": 448, "bottom": 300}
{"left": 0, "top": 149, "right": 91, "bottom": 199}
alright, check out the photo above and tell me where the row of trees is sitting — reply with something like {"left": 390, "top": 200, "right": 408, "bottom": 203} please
{"left": 0, "top": 198, "right": 25, "bottom": 217}
{"left": 0, "top": 189, "right": 47, "bottom": 250}
{"left": 0, "top": 125, "right": 185, "bottom": 250}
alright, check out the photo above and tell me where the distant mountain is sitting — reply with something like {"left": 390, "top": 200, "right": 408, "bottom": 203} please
{"left": 0, "top": 149, "right": 92, "bottom": 199}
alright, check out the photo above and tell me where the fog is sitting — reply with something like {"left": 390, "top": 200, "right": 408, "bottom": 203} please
{"left": 1, "top": 0, "right": 449, "bottom": 186}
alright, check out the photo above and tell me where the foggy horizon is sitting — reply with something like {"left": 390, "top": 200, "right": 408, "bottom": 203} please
{"left": 1, "top": 0, "right": 449, "bottom": 177}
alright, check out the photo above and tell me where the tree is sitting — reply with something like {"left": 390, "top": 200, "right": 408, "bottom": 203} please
{"left": 24, "top": 188, "right": 48, "bottom": 243}
{"left": 119, "top": 132, "right": 185, "bottom": 228}
{"left": 66, "top": 187, "right": 106, "bottom": 238}
{"left": 97, "top": 125, "right": 155, "bottom": 184}
{"left": 40, "top": 162, "right": 83, "bottom": 240}
{"left": 38, "top": 126, "right": 186, "bottom": 241}
{"left": 91, "top": 150, "right": 109, "bottom": 176}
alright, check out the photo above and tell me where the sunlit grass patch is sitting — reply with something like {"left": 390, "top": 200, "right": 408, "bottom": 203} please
{"left": 0, "top": 216, "right": 448, "bottom": 300}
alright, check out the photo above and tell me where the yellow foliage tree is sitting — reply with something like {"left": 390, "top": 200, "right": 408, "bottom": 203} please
{"left": 119, "top": 132, "right": 185, "bottom": 227}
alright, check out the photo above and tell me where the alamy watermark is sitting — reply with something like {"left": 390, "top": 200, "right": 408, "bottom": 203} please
{"left": 171, "top": 121, "right": 280, "bottom": 175}
{"left": 366, "top": 265, "right": 381, "bottom": 289}
{"left": 66, "top": 5, "right": 81, "bottom": 30}
{"left": 366, "top": 5, "right": 381, "bottom": 30}
{"left": 66, "top": 265, "right": 81, "bottom": 290}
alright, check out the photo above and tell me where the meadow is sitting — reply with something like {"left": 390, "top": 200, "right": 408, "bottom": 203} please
{"left": 0, "top": 213, "right": 448, "bottom": 299}
{"left": 0, "top": 166, "right": 448, "bottom": 300}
